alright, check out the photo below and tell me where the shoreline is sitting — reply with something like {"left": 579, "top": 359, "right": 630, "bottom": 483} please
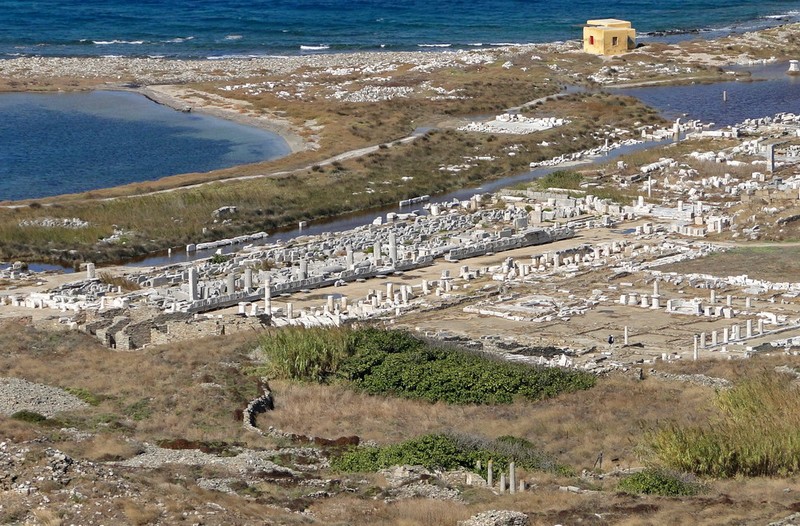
{"left": 130, "top": 85, "right": 312, "bottom": 154}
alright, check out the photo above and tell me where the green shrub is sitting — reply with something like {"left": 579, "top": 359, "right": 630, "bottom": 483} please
{"left": 257, "top": 327, "right": 595, "bottom": 404}
{"left": 65, "top": 387, "right": 103, "bottom": 406}
{"left": 337, "top": 328, "right": 595, "bottom": 405}
{"left": 330, "top": 433, "right": 567, "bottom": 474}
{"left": 11, "top": 410, "right": 48, "bottom": 424}
{"left": 643, "top": 372, "right": 800, "bottom": 477}
{"left": 618, "top": 468, "right": 700, "bottom": 496}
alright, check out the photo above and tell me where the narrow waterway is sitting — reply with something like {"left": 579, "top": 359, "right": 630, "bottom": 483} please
{"left": 125, "top": 136, "right": 671, "bottom": 268}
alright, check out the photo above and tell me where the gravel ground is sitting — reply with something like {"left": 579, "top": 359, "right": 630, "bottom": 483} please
{"left": 0, "top": 377, "right": 88, "bottom": 418}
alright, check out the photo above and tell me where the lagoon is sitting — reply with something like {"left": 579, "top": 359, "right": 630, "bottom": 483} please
{"left": 0, "top": 90, "right": 290, "bottom": 201}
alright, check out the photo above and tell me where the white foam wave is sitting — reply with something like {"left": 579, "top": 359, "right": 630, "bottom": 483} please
{"left": 224, "top": 34, "right": 243, "bottom": 40}
{"left": 300, "top": 44, "right": 330, "bottom": 50}
{"left": 207, "top": 53, "right": 274, "bottom": 60}
{"left": 418, "top": 43, "right": 451, "bottom": 48}
{"left": 92, "top": 40, "right": 144, "bottom": 45}
{"left": 764, "top": 11, "right": 799, "bottom": 19}
{"left": 467, "top": 42, "right": 484, "bottom": 46}
{"left": 164, "top": 36, "right": 194, "bottom": 43}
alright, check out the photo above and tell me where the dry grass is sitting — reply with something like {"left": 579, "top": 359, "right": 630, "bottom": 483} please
{"left": 120, "top": 499, "right": 162, "bottom": 526}
{"left": 60, "top": 434, "right": 143, "bottom": 462}
{"left": 0, "top": 321, "right": 268, "bottom": 447}
{"left": 4, "top": 319, "right": 800, "bottom": 523}
{"left": 658, "top": 245, "right": 800, "bottom": 283}
{"left": 265, "top": 374, "right": 715, "bottom": 470}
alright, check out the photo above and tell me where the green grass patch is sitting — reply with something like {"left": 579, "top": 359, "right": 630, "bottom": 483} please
{"left": 65, "top": 387, "right": 103, "bottom": 406}
{"left": 534, "top": 170, "right": 584, "bottom": 190}
{"left": 257, "top": 327, "right": 596, "bottom": 405}
{"left": 330, "top": 433, "right": 569, "bottom": 474}
{"left": 258, "top": 326, "right": 354, "bottom": 382}
{"left": 123, "top": 398, "right": 153, "bottom": 421}
{"left": 618, "top": 468, "right": 701, "bottom": 496}
{"left": 643, "top": 371, "right": 800, "bottom": 477}
{"left": 11, "top": 410, "right": 48, "bottom": 424}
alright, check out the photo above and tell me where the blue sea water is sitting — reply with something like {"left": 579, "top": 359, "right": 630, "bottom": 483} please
{"left": 0, "top": 91, "right": 290, "bottom": 201}
{"left": 1, "top": 0, "right": 800, "bottom": 58}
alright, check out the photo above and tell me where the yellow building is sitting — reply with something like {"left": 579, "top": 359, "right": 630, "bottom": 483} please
{"left": 583, "top": 19, "right": 635, "bottom": 55}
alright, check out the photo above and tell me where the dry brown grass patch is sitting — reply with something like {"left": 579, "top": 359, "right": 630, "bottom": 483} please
{"left": 265, "top": 373, "right": 714, "bottom": 470}
{"left": 61, "top": 434, "right": 143, "bottom": 462}
{"left": 0, "top": 322, "right": 272, "bottom": 447}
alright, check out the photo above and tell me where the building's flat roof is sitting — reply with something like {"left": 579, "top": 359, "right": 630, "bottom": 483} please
{"left": 586, "top": 19, "right": 632, "bottom": 28}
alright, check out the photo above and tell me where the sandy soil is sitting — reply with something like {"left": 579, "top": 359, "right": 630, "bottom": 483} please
{"left": 136, "top": 85, "right": 313, "bottom": 153}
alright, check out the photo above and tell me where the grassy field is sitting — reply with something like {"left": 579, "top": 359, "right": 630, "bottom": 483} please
{"left": 658, "top": 245, "right": 800, "bottom": 282}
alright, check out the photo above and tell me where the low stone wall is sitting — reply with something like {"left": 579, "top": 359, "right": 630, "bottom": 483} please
{"left": 242, "top": 389, "right": 274, "bottom": 435}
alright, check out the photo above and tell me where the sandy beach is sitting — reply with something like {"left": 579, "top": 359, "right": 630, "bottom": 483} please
{"left": 134, "top": 85, "right": 312, "bottom": 153}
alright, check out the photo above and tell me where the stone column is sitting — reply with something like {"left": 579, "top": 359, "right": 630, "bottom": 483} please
{"left": 373, "top": 241, "right": 381, "bottom": 264}
{"left": 286, "top": 303, "right": 293, "bottom": 320}
{"left": 346, "top": 245, "right": 354, "bottom": 270}
{"left": 264, "top": 276, "right": 272, "bottom": 316}
{"left": 299, "top": 259, "right": 308, "bottom": 280}
{"left": 386, "top": 282, "right": 394, "bottom": 300}
{"left": 86, "top": 263, "right": 96, "bottom": 280}
{"left": 723, "top": 327, "right": 729, "bottom": 344}
{"left": 226, "top": 274, "right": 236, "bottom": 295}
{"left": 726, "top": 295, "right": 732, "bottom": 307}
{"left": 388, "top": 232, "right": 398, "bottom": 264}
{"left": 499, "top": 473, "right": 506, "bottom": 494}
{"left": 745, "top": 297, "right": 752, "bottom": 309}
{"left": 188, "top": 268, "right": 199, "bottom": 302}
{"left": 624, "top": 326, "right": 629, "bottom": 345}
{"left": 768, "top": 142, "right": 776, "bottom": 173}
{"left": 327, "top": 295, "right": 335, "bottom": 313}
{"left": 711, "top": 330, "right": 718, "bottom": 346}
{"left": 651, "top": 296, "right": 660, "bottom": 309}
{"left": 746, "top": 319, "right": 753, "bottom": 338}
{"left": 693, "top": 335, "right": 699, "bottom": 361}
{"left": 758, "top": 319, "right": 764, "bottom": 334}
{"left": 700, "top": 332, "right": 706, "bottom": 348}
{"left": 509, "top": 462, "right": 516, "bottom": 495}
{"left": 710, "top": 289, "right": 716, "bottom": 304}
{"left": 244, "top": 267, "right": 253, "bottom": 292}
{"left": 487, "top": 460, "right": 493, "bottom": 488}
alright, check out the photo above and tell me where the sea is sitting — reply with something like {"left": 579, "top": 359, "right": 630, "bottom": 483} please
{"left": 2, "top": 0, "right": 800, "bottom": 59}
